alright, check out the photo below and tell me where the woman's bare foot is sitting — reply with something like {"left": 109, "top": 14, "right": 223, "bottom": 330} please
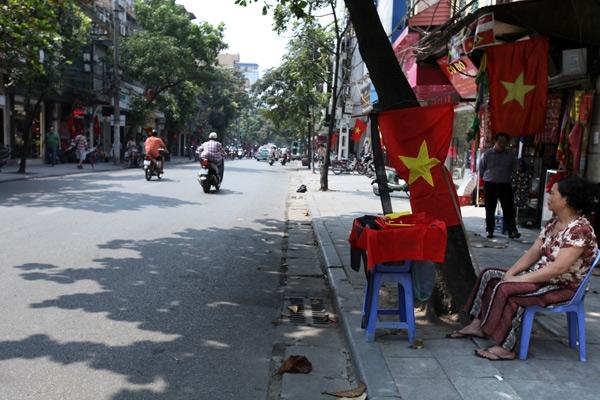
{"left": 474, "top": 346, "right": 515, "bottom": 361}
{"left": 446, "top": 318, "right": 486, "bottom": 339}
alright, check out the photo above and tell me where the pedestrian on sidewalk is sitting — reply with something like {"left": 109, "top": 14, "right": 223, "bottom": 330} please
{"left": 448, "top": 176, "right": 598, "bottom": 361}
{"left": 74, "top": 132, "right": 87, "bottom": 169}
{"left": 479, "top": 132, "right": 520, "bottom": 239}
{"left": 45, "top": 126, "right": 60, "bottom": 166}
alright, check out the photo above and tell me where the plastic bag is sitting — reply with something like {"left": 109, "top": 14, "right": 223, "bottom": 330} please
{"left": 412, "top": 261, "right": 437, "bottom": 302}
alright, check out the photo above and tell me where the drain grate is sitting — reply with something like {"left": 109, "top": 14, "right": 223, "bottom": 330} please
{"left": 283, "top": 297, "right": 333, "bottom": 327}
{"left": 287, "top": 297, "right": 307, "bottom": 324}
{"left": 309, "top": 298, "right": 330, "bottom": 326}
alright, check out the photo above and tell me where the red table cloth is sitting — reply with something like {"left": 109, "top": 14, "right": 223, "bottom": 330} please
{"left": 348, "top": 212, "right": 447, "bottom": 272}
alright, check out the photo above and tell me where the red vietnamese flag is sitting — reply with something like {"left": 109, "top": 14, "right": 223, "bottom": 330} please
{"left": 352, "top": 119, "right": 367, "bottom": 142}
{"left": 379, "top": 104, "right": 460, "bottom": 226}
{"left": 487, "top": 37, "right": 548, "bottom": 137}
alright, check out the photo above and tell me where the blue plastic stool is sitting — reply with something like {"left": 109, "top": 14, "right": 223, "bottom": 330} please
{"left": 362, "top": 261, "right": 416, "bottom": 343}
{"left": 519, "top": 253, "right": 600, "bottom": 362}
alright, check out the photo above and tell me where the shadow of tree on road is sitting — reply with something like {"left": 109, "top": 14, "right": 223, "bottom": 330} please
{"left": 0, "top": 176, "right": 199, "bottom": 213}
{"left": 8, "top": 219, "right": 286, "bottom": 399}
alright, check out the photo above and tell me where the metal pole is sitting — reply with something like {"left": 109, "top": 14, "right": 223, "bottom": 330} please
{"left": 370, "top": 112, "right": 392, "bottom": 215}
{"left": 112, "top": 0, "right": 121, "bottom": 164}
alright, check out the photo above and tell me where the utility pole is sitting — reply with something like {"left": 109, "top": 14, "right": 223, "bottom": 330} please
{"left": 112, "top": 0, "right": 121, "bottom": 164}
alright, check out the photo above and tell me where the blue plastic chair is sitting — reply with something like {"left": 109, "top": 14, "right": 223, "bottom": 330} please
{"left": 362, "top": 261, "right": 416, "bottom": 343}
{"left": 519, "top": 252, "right": 600, "bottom": 361}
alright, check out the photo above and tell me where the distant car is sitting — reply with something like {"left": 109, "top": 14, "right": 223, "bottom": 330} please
{"left": 255, "top": 146, "right": 269, "bottom": 161}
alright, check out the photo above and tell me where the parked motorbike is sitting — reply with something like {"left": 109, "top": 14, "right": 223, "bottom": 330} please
{"left": 0, "top": 146, "right": 11, "bottom": 172}
{"left": 85, "top": 147, "right": 97, "bottom": 167}
{"left": 59, "top": 141, "right": 77, "bottom": 164}
{"left": 197, "top": 157, "right": 221, "bottom": 193}
{"left": 371, "top": 167, "right": 410, "bottom": 197}
{"left": 143, "top": 148, "right": 167, "bottom": 181}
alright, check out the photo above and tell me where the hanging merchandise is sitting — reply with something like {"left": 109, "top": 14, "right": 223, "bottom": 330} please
{"left": 478, "top": 104, "right": 493, "bottom": 150}
{"left": 556, "top": 94, "right": 572, "bottom": 169}
{"left": 569, "top": 91, "right": 595, "bottom": 173}
{"left": 539, "top": 93, "right": 562, "bottom": 144}
{"left": 512, "top": 158, "right": 533, "bottom": 208}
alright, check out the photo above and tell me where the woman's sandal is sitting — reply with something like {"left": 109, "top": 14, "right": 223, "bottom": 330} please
{"left": 474, "top": 347, "right": 515, "bottom": 361}
{"left": 445, "top": 330, "right": 485, "bottom": 339}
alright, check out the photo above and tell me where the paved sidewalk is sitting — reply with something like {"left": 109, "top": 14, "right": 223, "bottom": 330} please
{"left": 300, "top": 169, "right": 600, "bottom": 400}
{"left": 0, "top": 156, "right": 194, "bottom": 183}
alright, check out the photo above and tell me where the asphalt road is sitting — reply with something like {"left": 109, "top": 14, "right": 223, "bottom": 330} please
{"left": 0, "top": 159, "right": 291, "bottom": 399}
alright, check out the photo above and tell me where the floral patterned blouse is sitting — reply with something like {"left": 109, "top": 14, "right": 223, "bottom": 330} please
{"left": 531, "top": 216, "right": 598, "bottom": 286}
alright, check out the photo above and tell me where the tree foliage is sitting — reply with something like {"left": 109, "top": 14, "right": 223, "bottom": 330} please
{"left": 0, "top": 0, "right": 91, "bottom": 172}
{"left": 252, "top": 22, "right": 331, "bottom": 146}
{"left": 197, "top": 67, "right": 250, "bottom": 143}
{"left": 122, "top": 0, "right": 248, "bottom": 140}
{"left": 237, "top": 0, "right": 345, "bottom": 186}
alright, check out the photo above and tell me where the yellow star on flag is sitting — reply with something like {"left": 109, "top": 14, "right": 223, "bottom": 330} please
{"left": 398, "top": 140, "right": 440, "bottom": 187}
{"left": 500, "top": 71, "right": 535, "bottom": 108}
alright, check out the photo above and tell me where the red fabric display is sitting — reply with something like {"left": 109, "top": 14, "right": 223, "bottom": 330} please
{"left": 349, "top": 213, "right": 447, "bottom": 271}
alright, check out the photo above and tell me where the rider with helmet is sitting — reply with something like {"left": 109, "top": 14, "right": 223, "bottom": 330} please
{"left": 198, "top": 132, "right": 225, "bottom": 182}
{"left": 144, "top": 129, "right": 167, "bottom": 172}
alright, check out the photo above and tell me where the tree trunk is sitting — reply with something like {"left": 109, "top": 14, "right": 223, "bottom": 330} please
{"left": 343, "top": 0, "right": 477, "bottom": 314}
{"left": 306, "top": 104, "right": 312, "bottom": 170}
{"left": 320, "top": 5, "right": 343, "bottom": 191}
{"left": 18, "top": 96, "right": 33, "bottom": 173}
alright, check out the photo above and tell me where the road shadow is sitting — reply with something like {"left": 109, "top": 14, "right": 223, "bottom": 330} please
{"left": 8, "top": 219, "right": 286, "bottom": 399}
{"left": 0, "top": 175, "right": 198, "bottom": 213}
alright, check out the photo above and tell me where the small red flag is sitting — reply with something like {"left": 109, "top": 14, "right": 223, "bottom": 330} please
{"left": 352, "top": 119, "right": 367, "bottom": 142}
{"left": 487, "top": 37, "right": 548, "bottom": 137}
{"left": 378, "top": 104, "right": 460, "bottom": 227}
{"left": 473, "top": 12, "right": 495, "bottom": 50}
{"left": 330, "top": 131, "right": 339, "bottom": 149}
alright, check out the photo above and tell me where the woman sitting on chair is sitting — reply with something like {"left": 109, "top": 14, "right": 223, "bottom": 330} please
{"left": 448, "top": 175, "right": 598, "bottom": 360}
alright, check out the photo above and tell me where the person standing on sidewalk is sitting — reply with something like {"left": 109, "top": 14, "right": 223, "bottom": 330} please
{"left": 479, "top": 132, "right": 520, "bottom": 239}
{"left": 74, "top": 132, "right": 87, "bottom": 169}
{"left": 45, "top": 127, "right": 60, "bottom": 166}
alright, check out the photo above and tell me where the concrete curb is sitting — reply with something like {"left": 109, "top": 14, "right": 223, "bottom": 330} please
{"left": 306, "top": 188, "right": 402, "bottom": 400}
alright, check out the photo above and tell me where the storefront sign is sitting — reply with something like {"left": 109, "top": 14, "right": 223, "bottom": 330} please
{"left": 436, "top": 56, "right": 478, "bottom": 100}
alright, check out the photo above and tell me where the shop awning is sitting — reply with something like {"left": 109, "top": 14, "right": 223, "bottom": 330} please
{"left": 408, "top": 0, "right": 451, "bottom": 28}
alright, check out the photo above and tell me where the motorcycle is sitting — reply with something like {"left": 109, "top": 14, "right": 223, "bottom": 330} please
{"left": 143, "top": 148, "right": 167, "bottom": 181}
{"left": 371, "top": 167, "right": 410, "bottom": 197}
{"left": 237, "top": 148, "right": 244, "bottom": 159}
{"left": 197, "top": 157, "right": 221, "bottom": 193}
{"left": 0, "top": 146, "right": 11, "bottom": 172}
{"left": 124, "top": 145, "right": 140, "bottom": 168}
{"left": 280, "top": 153, "right": 289, "bottom": 166}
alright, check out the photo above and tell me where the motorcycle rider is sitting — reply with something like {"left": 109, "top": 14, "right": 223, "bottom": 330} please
{"left": 144, "top": 129, "right": 166, "bottom": 172}
{"left": 126, "top": 138, "right": 140, "bottom": 167}
{"left": 198, "top": 131, "right": 224, "bottom": 182}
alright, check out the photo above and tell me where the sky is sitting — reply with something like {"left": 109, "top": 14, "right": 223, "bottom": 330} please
{"left": 175, "top": 0, "right": 289, "bottom": 75}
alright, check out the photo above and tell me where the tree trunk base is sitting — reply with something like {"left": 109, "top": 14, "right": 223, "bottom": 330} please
{"left": 430, "top": 225, "right": 477, "bottom": 317}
